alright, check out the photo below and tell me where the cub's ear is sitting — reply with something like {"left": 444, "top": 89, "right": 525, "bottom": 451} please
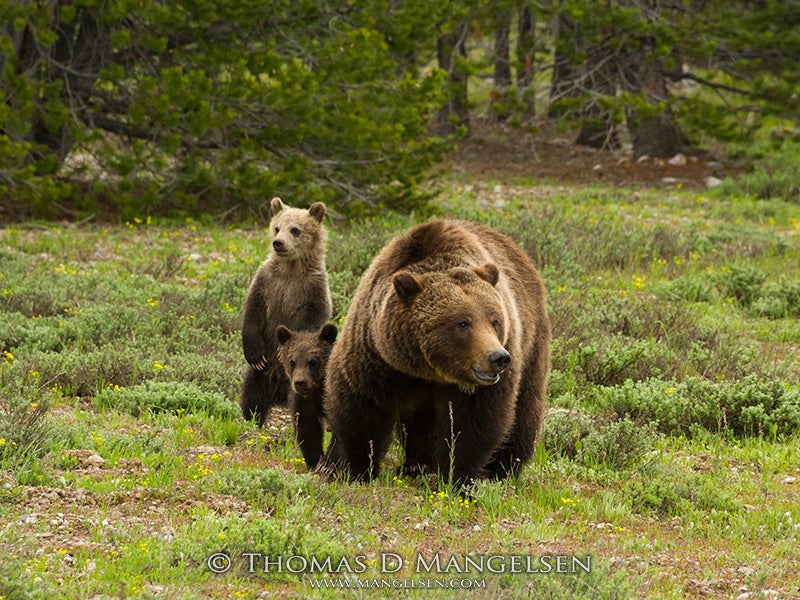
{"left": 276, "top": 325, "right": 294, "bottom": 345}
{"left": 474, "top": 263, "right": 500, "bottom": 287}
{"left": 393, "top": 271, "right": 422, "bottom": 302}
{"left": 270, "top": 197, "right": 285, "bottom": 216}
{"left": 308, "top": 202, "right": 326, "bottom": 223}
{"left": 319, "top": 323, "right": 338, "bottom": 345}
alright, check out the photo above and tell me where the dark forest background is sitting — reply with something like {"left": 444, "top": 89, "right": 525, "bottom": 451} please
{"left": 1, "top": 0, "right": 798, "bottom": 218}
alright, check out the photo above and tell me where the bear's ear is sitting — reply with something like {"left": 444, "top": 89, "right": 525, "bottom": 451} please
{"left": 474, "top": 263, "right": 500, "bottom": 287}
{"left": 393, "top": 271, "right": 422, "bottom": 302}
{"left": 271, "top": 197, "right": 285, "bottom": 216}
{"left": 276, "top": 325, "right": 294, "bottom": 345}
{"left": 308, "top": 202, "right": 326, "bottom": 223}
{"left": 319, "top": 323, "right": 338, "bottom": 345}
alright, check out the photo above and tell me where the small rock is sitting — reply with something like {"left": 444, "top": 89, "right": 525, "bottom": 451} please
{"left": 668, "top": 153, "right": 687, "bottom": 166}
{"left": 159, "top": 525, "right": 175, "bottom": 542}
{"left": 704, "top": 176, "right": 723, "bottom": 189}
{"left": 144, "top": 584, "right": 165, "bottom": 595}
{"left": 707, "top": 160, "right": 724, "bottom": 169}
{"left": 636, "top": 154, "right": 650, "bottom": 163}
{"left": 592, "top": 163, "right": 603, "bottom": 171}
{"left": 63, "top": 449, "right": 105, "bottom": 469}
{"left": 782, "top": 476, "right": 797, "bottom": 484}
{"left": 84, "top": 453, "right": 105, "bottom": 469}
{"left": 190, "top": 445, "right": 225, "bottom": 456}
{"left": 662, "top": 177, "right": 679, "bottom": 184}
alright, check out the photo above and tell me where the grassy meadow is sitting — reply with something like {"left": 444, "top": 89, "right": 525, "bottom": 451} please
{"left": 1, "top": 178, "right": 799, "bottom": 599}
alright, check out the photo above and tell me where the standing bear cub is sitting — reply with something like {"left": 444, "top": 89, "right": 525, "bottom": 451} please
{"left": 240, "top": 197, "right": 332, "bottom": 427}
{"left": 324, "top": 220, "right": 551, "bottom": 489}
{"left": 276, "top": 323, "right": 338, "bottom": 469}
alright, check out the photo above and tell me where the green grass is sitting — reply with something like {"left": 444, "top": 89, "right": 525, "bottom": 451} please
{"left": 1, "top": 180, "right": 799, "bottom": 598}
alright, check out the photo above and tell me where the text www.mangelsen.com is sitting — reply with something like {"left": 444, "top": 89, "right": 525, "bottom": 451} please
{"left": 308, "top": 577, "right": 486, "bottom": 590}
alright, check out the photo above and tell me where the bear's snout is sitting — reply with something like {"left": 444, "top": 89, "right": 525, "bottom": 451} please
{"left": 273, "top": 238, "right": 285, "bottom": 252}
{"left": 488, "top": 349, "right": 511, "bottom": 374}
{"left": 471, "top": 348, "right": 510, "bottom": 385}
{"left": 292, "top": 376, "right": 315, "bottom": 395}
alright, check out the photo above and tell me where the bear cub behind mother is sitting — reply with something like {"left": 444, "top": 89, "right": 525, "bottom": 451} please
{"left": 324, "top": 219, "right": 551, "bottom": 488}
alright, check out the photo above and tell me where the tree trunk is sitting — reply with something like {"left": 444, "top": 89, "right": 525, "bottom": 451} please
{"left": 628, "top": 110, "right": 682, "bottom": 157}
{"left": 436, "top": 22, "right": 470, "bottom": 135}
{"left": 489, "top": 9, "right": 512, "bottom": 122}
{"left": 516, "top": 4, "right": 536, "bottom": 118}
{"left": 15, "top": 4, "right": 109, "bottom": 171}
{"left": 548, "top": 12, "right": 580, "bottom": 119}
{"left": 575, "top": 41, "right": 619, "bottom": 149}
{"left": 621, "top": 0, "right": 682, "bottom": 157}
{"left": 624, "top": 44, "right": 681, "bottom": 157}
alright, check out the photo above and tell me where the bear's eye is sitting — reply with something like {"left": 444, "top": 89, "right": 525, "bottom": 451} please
{"left": 492, "top": 319, "right": 502, "bottom": 332}
{"left": 289, "top": 360, "right": 296, "bottom": 370}
{"left": 458, "top": 320, "right": 471, "bottom": 330}
{"left": 274, "top": 226, "right": 280, "bottom": 234}
{"left": 290, "top": 227, "right": 301, "bottom": 237}
{"left": 308, "top": 358, "right": 319, "bottom": 369}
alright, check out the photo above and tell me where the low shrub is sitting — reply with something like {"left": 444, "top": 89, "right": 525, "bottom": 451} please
{"left": 543, "top": 410, "right": 660, "bottom": 470}
{"left": 0, "top": 370, "right": 57, "bottom": 469}
{"left": 714, "top": 265, "right": 766, "bottom": 308}
{"left": 94, "top": 380, "right": 240, "bottom": 420}
{"left": 578, "top": 418, "right": 660, "bottom": 470}
{"left": 595, "top": 376, "right": 800, "bottom": 438}
{"left": 717, "top": 138, "right": 800, "bottom": 203}
{"left": 625, "top": 456, "right": 740, "bottom": 517}
{"left": 748, "top": 278, "right": 800, "bottom": 319}
{"left": 656, "top": 274, "right": 714, "bottom": 303}
{"left": 542, "top": 408, "right": 594, "bottom": 459}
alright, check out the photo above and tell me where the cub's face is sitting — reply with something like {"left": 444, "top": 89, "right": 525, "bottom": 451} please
{"left": 276, "top": 324, "right": 338, "bottom": 396}
{"left": 269, "top": 197, "right": 326, "bottom": 259}
{"left": 392, "top": 264, "right": 511, "bottom": 389}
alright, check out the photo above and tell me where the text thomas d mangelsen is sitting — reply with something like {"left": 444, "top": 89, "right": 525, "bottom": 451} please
{"left": 239, "top": 553, "right": 592, "bottom": 575}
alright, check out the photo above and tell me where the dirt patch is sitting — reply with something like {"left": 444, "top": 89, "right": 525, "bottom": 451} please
{"left": 448, "top": 118, "right": 748, "bottom": 190}
{"left": 3, "top": 479, "right": 256, "bottom": 564}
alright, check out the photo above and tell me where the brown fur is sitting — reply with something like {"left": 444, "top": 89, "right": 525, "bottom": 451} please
{"left": 276, "top": 323, "right": 338, "bottom": 469}
{"left": 322, "top": 220, "right": 551, "bottom": 489}
{"left": 240, "top": 197, "right": 332, "bottom": 426}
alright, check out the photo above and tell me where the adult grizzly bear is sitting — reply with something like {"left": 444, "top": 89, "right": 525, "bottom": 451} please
{"left": 323, "top": 220, "right": 551, "bottom": 488}
{"left": 240, "top": 197, "right": 332, "bottom": 427}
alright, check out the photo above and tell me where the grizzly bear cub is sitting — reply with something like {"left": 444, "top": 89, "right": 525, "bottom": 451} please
{"left": 240, "top": 197, "right": 332, "bottom": 427}
{"left": 323, "top": 219, "right": 551, "bottom": 490}
{"left": 276, "top": 323, "right": 338, "bottom": 469}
